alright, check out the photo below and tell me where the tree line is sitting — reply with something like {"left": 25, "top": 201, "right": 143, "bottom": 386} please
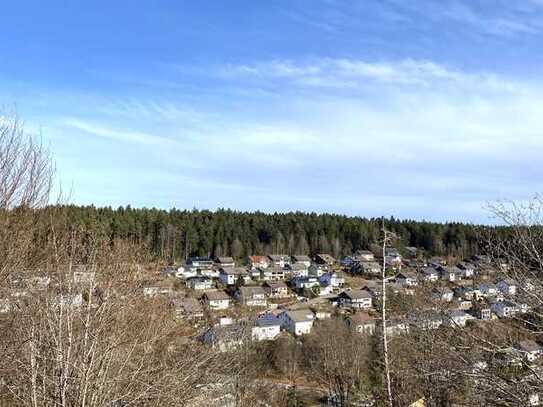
{"left": 53, "top": 205, "right": 484, "bottom": 262}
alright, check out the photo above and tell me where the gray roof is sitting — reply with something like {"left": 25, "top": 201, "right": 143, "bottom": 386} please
{"left": 221, "top": 267, "right": 248, "bottom": 275}
{"left": 204, "top": 291, "right": 230, "bottom": 301}
{"left": 292, "top": 255, "right": 311, "bottom": 262}
{"left": 284, "top": 309, "right": 314, "bottom": 323}
{"left": 341, "top": 289, "right": 372, "bottom": 300}
{"left": 239, "top": 286, "right": 266, "bottom": 296}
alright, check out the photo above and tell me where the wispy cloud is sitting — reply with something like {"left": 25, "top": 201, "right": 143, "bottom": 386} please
{"left": 220, "top": 58, "right": 520, "bottom": 91}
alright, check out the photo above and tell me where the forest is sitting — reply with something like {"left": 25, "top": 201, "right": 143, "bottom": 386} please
{"left": 55, "top": 205, "right": 485, "bottom": 262}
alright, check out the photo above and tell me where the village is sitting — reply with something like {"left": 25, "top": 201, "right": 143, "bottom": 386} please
{"left": 3, "top": 246, "right": 543, "bottom": 405}
{"left": 144, "top": 248, "right": 543, "bottom": 369}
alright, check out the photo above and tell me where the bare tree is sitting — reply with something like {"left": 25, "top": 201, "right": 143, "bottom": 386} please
{"left": 380, "top": 219, "right": 396, "bottom": 407}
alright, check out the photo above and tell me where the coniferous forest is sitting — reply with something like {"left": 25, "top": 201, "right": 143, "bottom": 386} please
{"left": 56, "top": 205, "right": 484, "bottom": 262}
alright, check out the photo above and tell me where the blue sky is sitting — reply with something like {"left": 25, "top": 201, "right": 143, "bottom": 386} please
{"left": 2, "top": 0, "right": 543, "bottom": 222}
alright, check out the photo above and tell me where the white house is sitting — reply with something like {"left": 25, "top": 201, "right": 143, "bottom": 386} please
{"left": 186, "top": 277, "right": 213, "bottom": 290}
{"left": 292, "top": 276, "right": 320, "bottom": 290}
{"left": 517, "top": 340, "right": 543, "bottom": 363}
{"left": 497, "top": 279, "right": 518, "bottom": 296}
{"left": 347, "top": 312, "right": 376, "bottom": 335}
{"left": 491, "top": 300, "right": 520, "bottom": 318}
{"left": 268, "top": 254, "right": 290, "bottom": 268}
{"left": 292, "top": 255, "right": 312, "bottom": 268}
{"left": 408, "top": 311, "right": 443, "bottom": 330}
{"left": 356, "top": 251, "right": 375, "bottom": 262}
{"left": 395, "top": 272, "right": 418, "bottom": 287}
{"left": 457, "top": 262, "right": 475, "bottom": 278}
{"left": 432, "top": 287, "right": 454, "bottom": 302}
{"left": 422, "top": 267, "right": 439, "bottom": 282}
{"left": 319, "top": 272, "right": 345, "bottom": 288}
{"left": 352, "top": 261, "right": 381, "bottom": 275}
{"left": 279, "top": 309, "right": 315, "bottom": 336}
{"left": 248, "top": 255, "right": 270, "bottom": 269}
{"left": 444, "top": 309, "right": 473, "bottom": 327}
{"left": 479, "top": 283, "right": 498, "bottom": 297}
{"left": 215, "top": 257, "right": 236, "bottom": 268}
{"left": 263, "top": 281, "right": 290, "bottom": 298}
{"left": 288, "top": 263, "right": 309, "bottom": 277}
{"left": 219, "top": 267, "right": 249, "bottom": 286}
{"left": 202, "top": 291, "right": 230, "bottom": 310}
{"left": 440, "top": 267, "right": 461, "bottom": 282}
{"left": 187, "top": 257, "right": 214, "bottom": 269}
{"left": 175, "top": 266, "right": 197, "bottom": 280}
{"left": 338, "top": 289, "right": 373, "bottom": 310}
{"left": 261, "top": 267, "right": 286, "bottom": 281}
{"left": 252, "top": 316, "right": 281, "bottom": 341}
{"left": 235, "top": 286, "right": 267, "bottom": 307}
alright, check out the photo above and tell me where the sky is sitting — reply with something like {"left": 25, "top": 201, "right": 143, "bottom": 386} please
{"left": 1, "top": 0, "right": 543, "bottom": 223}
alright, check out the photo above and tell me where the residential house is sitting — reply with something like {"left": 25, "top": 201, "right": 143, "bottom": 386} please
{"left": 175, "top": 265, "right": 197, "bottom": 280}
{"left": 308, "top": 264, "right": 327, "bottom": 277}
{"left": 408, "top": 310, "right": 443, "bottom": 330}
{"left": 252, "top": 316, "right": 281, "bottom": 341}
{"left": 432, "top": 287, "right": 454, "bottom": 302}
{"left": 261, "top": 266, "right": 286, "bottom": 281}
{"left": 200, "top": 268, "right": 220, "bottom": 278}
{"left": 517, "top": 340, "right": 543, "bottom": 363}
{"left": 444, "top": 309, "right": 474, "bottom": 327}
{"left": 288, "top": 262, "right": 309, "bottom": 277}
{"left": 187, "top": 256, "right": 214, "bottom": 269}
{"left": 338, "top": 289, "right": 373, "bottom": 310}
{"left": 491, "top": 300, "right": 520, "bottom": 318}
{"left": 340, "top": 256, "right": 356, "bottom": 267}
{"left": 268, "top": 254, "right": 290, "bottom": 268}
{"left": 292, "top": 276, "right": 320, "bottom": 291}
{"left": 219, "top": 267, "right": 249, "bottom": 286}
{"left": 385, "top": 319, "right": 410, "bottom": 336}
{"left": 479, "top": 283, "right": 498, "bottom": 297}
{"left": 497, "top": 279, "right": 518, "bottom": 296}
{"left": 292, "top": 255, "right": 312, "bottom": 267}
{"left": 405, "top": 246, "right": 418, "bottom": 257}
{"left": 457, "top": 262, "right": 475, "bottom": 278}
{"left": 356, "top": 250, "right": 375, "bottom": 262}
{"left": 201, "top": 323, "right": 247, "bottom": 352}
{"left": 422, "top": 267, "right": 439, "bottom": 282}
{"left": 202, "top": 290, "right": 231, "bottom": 310}
{"left": 352, "top": 261, "right": 381, "bottom": 275}
{"left": 385, "top": 250, "right": 403, "bottom": 268}
{"left": 263, "top": 281, "right": 290, "bottom": 298}
{"left": 429, "top": 257, "right": 447, "bottom": 268}
{"left": 215, "top": 257, "right": 236, "bottom": 268}
{"left": 319, "top": 272, "right": 345, "bottom": 288}
{"left": 235, "top": 286, "right": 267, "bottom": 307}
{"left": 143, "top": 286, "right": 174, "bottom": 297}
{"left": 440, "top": 266, "right": 461, "bottom": 282}
{"left": 347, "top": 312, "right": 376, "bottom": 335}
{"left": 396, "top": 271, "right": 419, "bottom": 287}
{"left": 315, "top": 253, "right": 337, "bottom": 266}
{"left": 186, "top": 276, "right": 213, "bottom": 290}
{"left": 279, "top": 309, "right": 315, "bottom": 335}
{"left": 471, "top": 303, "right": 492, "bottom": 320}
{"left": 248, "top": 255, "right": 270, "bottom": 269}
{"left": 454, "top": 286, "right": 477, "bottom": 301}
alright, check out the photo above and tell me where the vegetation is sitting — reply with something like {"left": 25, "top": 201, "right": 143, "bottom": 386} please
{"left": 52, "top": 205, "right": 483, "bottom": 262}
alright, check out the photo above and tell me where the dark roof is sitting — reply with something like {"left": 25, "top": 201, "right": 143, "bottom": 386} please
{"left": 341, "top": 289, "right": 372, "bottom": 300}
{"left": 216, "top": 257, "right": 235, "bottom": 264}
